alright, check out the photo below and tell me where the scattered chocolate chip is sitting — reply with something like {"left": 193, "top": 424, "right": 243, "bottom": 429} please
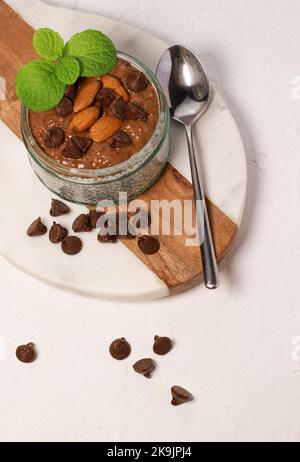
{"left": 16, "top": 343, "right": 36, "bottom": 363}
{"left": 133, "top": 358, "right": 155, "bottom": 378}
{"left": 50, "top": 199, "right": 70, "bottom": 217}
{"left": 109, "top": 338, "right": 131, "bottom": 360}
{"left": 97, "top": 227, "right": 117, "bottom": 243}
{"left": 109, "top": 98, "right": 127, "bottom": 120}
{"left": 49, "top": 222, "right": 68, "bottom": 243}
{"left": 62, "top": 139, "right": 83, "bottom": 159}
{"left": 44, "top": 127, "right": 65, "bottom": 148}
{"left": 111, "top": 130, "right": 131, "bottom": 148}
{"left": 126, "top": 103, "right": 147, "bottom": 121}
{"left": 126, "top": 71, "right": 148, "bottom": 92}
{"left": 61, "top": 236, "right": 82, "bottom": 255}
{"left": 72, "top": 214, "right": 92, "bottom": 233}
{"left": 71, "top": 136, "right": 93, "bottom": 153}
{"left": 64, "top": 84, "right": 77, "bottom": 101}
{"left": 171, "top": 386, "right": 193, "bottom": 406}
{"left": 137, "top": 235, "right": 160, "bottom": 255}
{"left": 88, "top": 210, "right": 105, "bottom": 229}
{"left": 153, "top": 336, "right": 173, "bottom": 355}
{"left": 96, "top": 87, "right": 115, "bottom": 107}
{"left": 27, "top": 217, "right": 47, "bottom": 237}
{"left": 55, "top": 96, "right": 73, "bottom": 117}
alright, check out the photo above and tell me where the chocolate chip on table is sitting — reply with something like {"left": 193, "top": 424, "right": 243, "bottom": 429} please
{"left": 62, "top": 139, "right": 83, "bottom": 159}
{"left": 126, "top": 103, "right": 147, "bottom": 121}
{"left": 61, "top": 236, "right": 82, "bottom": 255}
{"left": 55, "top": 96, "right": 73, "bottom": 117}
{"left": 49, "top": 222, "right": 68, "bottom": 244}
{"left": 16, "top": 343, "right": 36, "bottom": 363}
{"left": 111, "top": 130, "right": 131, "bottom": 148}
{"left": 72, "top": 214, "right": 92, "bottom": 233}
{"left": 97, "top": 227, "right": 117, "bottom": 243}
{"left": 171, "top": 386, "right": 193, "bottom": 406}
{"left": 64, "top": 84, "right": 77, "bottom": 101}
{"left": 133, "top": 358, "right": 155, "bottom": 378}
{"left": 88, "top": 210, "right": 105, "bottom": 229}
{"left": 27, "top": 217, "right": 47, "bottom": 237}
{"left": 126, "top": 71, "right": 148, "bottom": 92}
{"left": 153, "top": 336, "right": 173, "bottom": 355}
{"left": 71, "top": 136, "right": 93, "bottom": 154}
{"left": 109, "top": 338, "right": 131, "bottom": 360}
{"left": 44, "top": 127, "right": 65, "bottom": 148}
{"left": 50, "top": 199, "right": 70, "bottom": 217}
{"left": 109, "top": 98, "right": 127, "bottom": 120}
{"left": 137, "top": 235, "right": 160, "bottom": 255}
{"left": 96, "top": 87, "right": 115, "bottom": 107}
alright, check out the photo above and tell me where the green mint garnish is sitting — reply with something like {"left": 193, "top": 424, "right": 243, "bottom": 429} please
{"left": 33, "top": 28, "right": 64, "bottom": 61}
{"left": 16, "top": 28, "right": 117, "bottom": 111}
{"left": 64, "top": 29, "right": 117, "bottom": 77}
{"left": 54, "top": 57, "right": 80, "bottom": 84}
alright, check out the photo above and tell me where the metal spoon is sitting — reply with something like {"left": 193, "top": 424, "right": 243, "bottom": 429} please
{"left": 156, "top": 45, "right": 219, "bottom": 289}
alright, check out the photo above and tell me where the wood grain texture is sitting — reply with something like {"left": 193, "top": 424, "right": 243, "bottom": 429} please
{"left": 0, "top": 0, "right": 237, "bottom": 293}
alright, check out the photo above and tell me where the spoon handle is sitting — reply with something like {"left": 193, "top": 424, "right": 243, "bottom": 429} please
{"left": 185, "top": 124, "right": 219, "bottom": 289}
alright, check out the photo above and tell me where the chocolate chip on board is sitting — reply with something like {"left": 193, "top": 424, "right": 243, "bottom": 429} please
{"left": 153, "top": 335, "right": 173, "bottom": 355}
{"left": 27, "top": 217, "right": 47, "bottom": 237}
{"left": 50, "top": 199, "right": 70, "bottom": 217}
{"left": 111, "top": 130, "right": 131, "bottom": 148}
{"left": 44, "top": 127, "right": 65, "bottom": 148}
{"left": 72, "top": 214, "right": 92, "bottom": 233}
{"left": 64, "top": 84, "right": 77, "bottom": 101}
{"left": 109, "top": 98, "right": 127, "bottom": 120}
{"left": 171, "top": 386, "right": 193, "bottom": 406}
{"left": 71, "top": 136, "right": 93, "bottom": 153}
{"left": 16, "top": 343, "right": 36, "bottom": 363}
{"left": 126, "top": 103, "right": 148, "bottom": 121}
{"left": 62, "top": 139, "right": 83, "bottom": 159}
{"left": 126, "top": 71, "right": 148, "bottom": 92}
{"left": 109, "top": 338, "right": 131, "bottom": 360}
{"left": 55, "top": 96, "right": 73, "bottom": 117}
{"left": 49, "top": 222, "right": 68, "bottom": 244}
{"left": 96, "top": 87, "right": 115, "bottom": 107}
{"left": 61, "top": 236, "right": 82, "bottom": 255}
{"left": 88, "top": 210, "right": 105, "bottom": 229}
{"left": 137, "top": 235, "right": 160, "bottom": 255}
{"left": 133, "top": 358, "right": 155, "bottom": 378}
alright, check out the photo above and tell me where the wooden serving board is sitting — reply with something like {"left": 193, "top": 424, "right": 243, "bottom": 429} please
{"left": 0, "top": 0, "right": 243, "bottom": 299}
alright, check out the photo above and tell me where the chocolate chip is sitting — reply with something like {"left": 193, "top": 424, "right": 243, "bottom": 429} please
{"left": 171, "top": 386, "right": 193, "bottom": 406}
{"left": 97, "top": 227, "right": 117, "bottom": 243}
{"left": 27, "top": 217, "right": 47, "bottom": 237}
{"left": 72, "top": 214, "right": 92, "bottom": 233}
{"left": 71, "top": 136, "right": 93, "bottom": 153}
{"left": 96, "top": 87, "right": 115, "bottom": 107}
{"left": 126, "top": 71, "right": 148, "bottom": 92}
{"left": 88, "top": 210, "right": 105, "bottom": 229}
{"left": 55, "top": 96, "right": 73, "bottom": 117}
{"left": 109, "top": 338, "right": 131, "bottom": 360}
{"left": 126, "top": 103, "right": 147, "bottom": 121}
{"left": 61, "top": 236, "right": 82, "bottom": 255}
{"left": 109, "top": 98, "right": 127, "bottom": 120}
{"left": 50, "top": 199, "right": 70, "bottom": 217}
{"left": 64, "top": 84, "right": 77, "bottom": 101}
{"left": 111, "top": 130, "right": 131, "bottom": 148}
{"left": 134, "top": 209, "right": 151, "bottom": 229}
{"left": 137, "top": 235, "right": 160, "bottom": 255}
{"left": 153, "top": 336, "right": 173, "bottom": 355}
{"left": 49, "top": 222, "right": 68, "bottom": 243}
{"left": 62, "top": 139, "right": 83, "bottom": 159}
{"left": 16, "top": 343, "right": 36, "bottom": 363}
{"left": 133, "top": 358, "right": 155, "bottom": 378}
{"left": 44, "top": 127, "right": 65, "bottom": 148}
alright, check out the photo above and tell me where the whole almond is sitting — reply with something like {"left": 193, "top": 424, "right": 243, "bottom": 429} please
{"left": 100, "top": 74, "right": 122, "bottom": 90}
{"left": 115, "top": 85, "right": 130, "bottom": 102}
{"left": 68, "top": 106, "right": 100, "bottom": 133}
{"left": 89, "top": 114, "right": 122, "bottom": 142}
{"left": 73, "top": 78, "right": 102, "bottom": 113}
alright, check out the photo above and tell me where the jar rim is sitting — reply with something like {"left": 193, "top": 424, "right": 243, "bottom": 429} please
{"left": 21, "top": 51, "right": 170, "bottom": 184}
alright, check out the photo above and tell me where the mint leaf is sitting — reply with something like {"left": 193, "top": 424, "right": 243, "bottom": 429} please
{"left": 16, "top": 60, "right": 65, "bottom": 111}
{"left": 64, "top": 29, "right": 117, "bottom": 77}
{"left": 54, "top": 56, "right": 80, "bottom": 84}
{"left": 33, "top": 28, "right": 64, "bottom": 61}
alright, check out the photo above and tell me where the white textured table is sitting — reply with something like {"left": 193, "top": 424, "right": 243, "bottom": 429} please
{"left": 0, "top": 0, "right": 300, "bottom": 442}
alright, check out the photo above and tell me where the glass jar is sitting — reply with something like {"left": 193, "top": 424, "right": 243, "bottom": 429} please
{"left": 21, "top": 52, "right": 170, "bottom": 206}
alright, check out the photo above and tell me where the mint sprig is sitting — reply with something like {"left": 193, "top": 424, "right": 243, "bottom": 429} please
{"left": 16, "top": 28, "right": 117, "bottom": 111}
